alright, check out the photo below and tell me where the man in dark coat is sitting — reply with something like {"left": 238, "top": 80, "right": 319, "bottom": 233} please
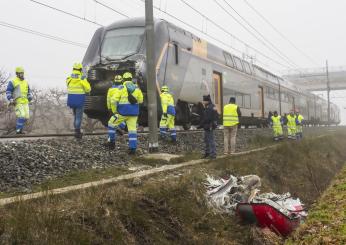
{"left": 198, "top": 95, "right": 218, "bottom": 159}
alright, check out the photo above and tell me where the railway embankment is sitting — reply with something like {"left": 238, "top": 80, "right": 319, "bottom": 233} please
{"left": 0, "top": 129, "right": 345, "bottom": 244}
{"left": 0, "top": 127, "right": 332, "bottom": 194}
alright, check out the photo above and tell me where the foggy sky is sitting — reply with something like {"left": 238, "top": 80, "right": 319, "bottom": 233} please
{"left": 0, "top": 0, "right": 345, "bottom": 123}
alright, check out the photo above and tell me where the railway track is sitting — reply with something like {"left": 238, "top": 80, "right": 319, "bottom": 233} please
{"left": 0, "top": 126, "right": 339, "bottom": 141}
{"left": 0, "top": 128, "right": 211, "bottom": 141}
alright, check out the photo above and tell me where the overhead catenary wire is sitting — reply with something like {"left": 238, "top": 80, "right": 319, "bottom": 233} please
{"left": 136, "top": 0, "right": 243, "bottom": 56}
{"left": 211, "top": 0, "right": 298, "bottom": 69}
{"left": 133, "top": 0, "right": 281, "bottom": 73}
{"left": 93, "top": 0, "right": 130, "bottom": 18}
{"left": 220, "top": 0, "right": 300, "bottom": 69}
{"left": 28, "top": 0, "right": 103, "bottom": 26}
{"left": 176, "top": 0, "right": 292, "bottom": 69}
{"left": 243, "top": 0, "right": 319, "bottom": 66}
{"left": 0, "top": 21, "right": 88, "bottom": 48}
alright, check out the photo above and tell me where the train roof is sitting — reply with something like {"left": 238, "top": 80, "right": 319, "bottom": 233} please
{"left": 100, "top": 18, "right": 337, "bottom": 107}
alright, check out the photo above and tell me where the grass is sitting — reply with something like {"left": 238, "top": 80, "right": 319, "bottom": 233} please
{"left": 286, "top": 164, "right": 346, "bottom": 245}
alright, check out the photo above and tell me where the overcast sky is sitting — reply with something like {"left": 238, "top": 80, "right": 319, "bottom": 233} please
{"left": 0, "top": 0, "right": 345, "bottom": 123}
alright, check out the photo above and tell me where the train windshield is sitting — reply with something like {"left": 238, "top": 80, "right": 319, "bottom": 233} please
{"left": 101, "top": 27, "right": 144, "bottom": 60}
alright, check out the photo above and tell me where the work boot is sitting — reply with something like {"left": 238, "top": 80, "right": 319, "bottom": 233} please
{"left": 74, "top": 129, "right": 82, "bottom": 139}
{"left": 16, "top": 129, "right": 24, "bottom": 135}
{"left": 202, "top": 153, "right": 209, "bottom": 159}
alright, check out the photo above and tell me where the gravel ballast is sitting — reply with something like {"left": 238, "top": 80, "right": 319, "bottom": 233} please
{"left": 0, "top": 127, "right": 327, "bottom": 192}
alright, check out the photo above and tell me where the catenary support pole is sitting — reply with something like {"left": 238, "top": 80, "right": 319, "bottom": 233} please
{"left": 145, "top": 0, "right": 159, "bottom": 152}
{"left": 326, "top": 60, "right": 330, "bottom": 126}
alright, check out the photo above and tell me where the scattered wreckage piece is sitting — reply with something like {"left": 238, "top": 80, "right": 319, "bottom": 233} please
{"left": 205, "top": 174, "right": 307, "bottom": 236}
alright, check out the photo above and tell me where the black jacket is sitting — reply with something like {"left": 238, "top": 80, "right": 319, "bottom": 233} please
{"left": 199, "top": 102, "right": 218, "bottom": 131}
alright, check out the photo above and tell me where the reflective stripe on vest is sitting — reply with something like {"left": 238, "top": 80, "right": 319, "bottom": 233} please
{"left": 223, "top": 104, "right": 239, "bottom": 126}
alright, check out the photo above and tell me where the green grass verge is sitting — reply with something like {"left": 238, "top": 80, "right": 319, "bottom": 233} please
{"left": 286, "top": 164, "right": 346, "bottom": 244}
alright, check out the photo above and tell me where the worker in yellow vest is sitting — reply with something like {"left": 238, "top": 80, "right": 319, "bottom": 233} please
{"left": 286, "top": 110, "right": 297, "bottom": 140}
{"left": 106, "top": 75, "right": 126, "bottom": 134}
{"left": 6, "top": 67, "right": 33, "bottom": 134}
{"left": 108, "top": 72, "right": 143, "bottom": 154}
{"left": 159, "top": 85, "right": 176, "bottom": 142}
{"left": 270, "top": 111, "right": 283, "bottom": 141}
{"left": 223, "top": 97, "right": 241, "bottom": 154}
{"left": 66, "top": 63, "right": 91, "bottom": 139}
{"left": 295, "top": 110, "right": 304, "bottom": 140}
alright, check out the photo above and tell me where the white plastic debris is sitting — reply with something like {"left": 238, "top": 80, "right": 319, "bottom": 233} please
{"left": 204, "top": 174, "right": 307, "bottom": 219}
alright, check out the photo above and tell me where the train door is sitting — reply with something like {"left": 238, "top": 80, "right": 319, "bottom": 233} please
{"left": 212, "top": 72, "right": 223, "bottom": 114}
{"left": 258, "top": 86, "right": 264, "bottom": 117}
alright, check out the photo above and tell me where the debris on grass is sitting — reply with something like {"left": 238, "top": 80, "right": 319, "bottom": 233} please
{"left": 205, "top": 174, "right": 307, "bottom": 236}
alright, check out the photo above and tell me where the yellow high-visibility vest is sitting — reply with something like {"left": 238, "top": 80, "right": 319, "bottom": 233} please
{"left": 287, "top": 115, "right": 296, "bottom": 127}
{"left": 223, "top": 103, "right": 239, "bottom": 126}
{"left": 160, "top": 92, "right": 174, "bottom": 113}
{"left": 271, "top": 115, "right": 281, "bottom": 127}
{"left": 12, "top": 77, "right": 29, "bottom": 104}
{"left": 66, "top": 72, "right": 91, "bottom": 95}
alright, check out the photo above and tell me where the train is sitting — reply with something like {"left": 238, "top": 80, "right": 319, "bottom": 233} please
{"left": 82, "top": 17, "right": 341, "bottom": 128}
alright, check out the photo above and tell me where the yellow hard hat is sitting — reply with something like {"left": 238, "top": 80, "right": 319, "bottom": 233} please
{"left": 123, "top": 72, "right": 133, "bottom": 81}
{"left": 161, "top": 85, "right": 169, "bottom": 92}
{"left": 15, "top": 67, "right": 24, "bottom": 73}
{"left": 73, "top": 63, "right": 83, "bottom": 70}
{"left": 114, "top": 74, "right": 123, "bottom": 83}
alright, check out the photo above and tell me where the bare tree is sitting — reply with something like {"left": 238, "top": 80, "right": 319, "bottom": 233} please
{"left": 0, "top": 69, "right": 15, "bottom": 135}
{"left": 0, "top": 77, "right": 105, "bottom": 135}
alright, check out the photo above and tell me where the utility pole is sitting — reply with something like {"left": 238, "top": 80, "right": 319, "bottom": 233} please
{"left": 145, "top": 0, "right": 159, "bottom": 152}
{"left": 326, "top": 60, "right": 330, "bottom": 126}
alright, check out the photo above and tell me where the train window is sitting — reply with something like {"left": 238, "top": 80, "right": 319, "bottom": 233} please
{"left": 223, "top": 52, "right": 234, "bottom": 67}
{"left": 233, "top": 56, "right": 244, "bottom": 71}
{"left": 243, "top": 61, "right": 252, "bottom": 74}
{"left": 266, "top": 87, "right": 275, "bottom": 99}
{"left": 288, "top": 95, "right": 294, "bottom": 103}
{"left": 202, "top": 68, "right": 206, "bottom": 75}
{"left": 173, "top": 43, "right": 179, "bottom": 65}
{"left": 236, "top": 94, "right": 243, "bottom": 107}
{"left": 274, "top": 89, "right": 279, "bottom": 99}
{"left": 244, "top": 94, "right": 251, "bottom": 108}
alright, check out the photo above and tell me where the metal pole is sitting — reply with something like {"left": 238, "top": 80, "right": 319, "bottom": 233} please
{"left": 277, "top": 78, "right": 282, "bottom": 115}
{"left": 145, "top": 0, "right": 159, "bottom": 152}
{"left": 326, "top": 60, "right": 330, "bottom": 126}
